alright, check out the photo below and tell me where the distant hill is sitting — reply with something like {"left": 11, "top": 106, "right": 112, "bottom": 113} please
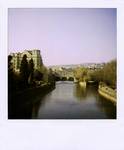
{"left": 47, "top": 63, "right": 105, "bottom": 69}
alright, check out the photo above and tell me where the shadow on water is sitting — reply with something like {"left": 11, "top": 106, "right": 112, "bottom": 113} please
{"left": 32, "top": 92, "right": 53, "bottom": 119}
{"left": 8, "top": 84, "right": 55, "bottom": 119}
{"left": 9, "top": 92, "right": 48, "bottom": 119}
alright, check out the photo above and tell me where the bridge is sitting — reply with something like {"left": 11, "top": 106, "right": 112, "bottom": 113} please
{"left": 51, "top": 66, "right": 97, "bottom": 82}
{"left": 52, "top": 69, "right": 76, "bottom": 81}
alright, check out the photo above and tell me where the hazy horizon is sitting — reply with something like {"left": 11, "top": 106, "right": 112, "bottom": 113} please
{"left": 8, "top": 8, "right": 116, "bottom": 66}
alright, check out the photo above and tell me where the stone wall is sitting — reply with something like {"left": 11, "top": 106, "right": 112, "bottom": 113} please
{"left": 98, "top": 83, "right": 116, "bottom": 104}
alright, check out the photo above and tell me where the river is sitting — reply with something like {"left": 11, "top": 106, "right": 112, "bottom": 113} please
{"left": 32, "top": 81, "right": 116, "bottom": 119}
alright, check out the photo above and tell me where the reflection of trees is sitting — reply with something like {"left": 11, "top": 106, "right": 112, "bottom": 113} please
{"left": 32, "top": 92, "right": 53, "bottom": 118}
{"left": 32, "top": 101, "right": 42, "bottom": 118}
{"left": 86, "top": 85, "right": 98, "bottom": 97}
{"left": 73, "top": 84, "right": 87, "bottom": 100}
{"left": 95, "top": 94, "right": 116, "bottom": 119}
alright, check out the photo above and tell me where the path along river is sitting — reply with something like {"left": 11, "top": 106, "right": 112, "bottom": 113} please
{"left": 32, "top": 81, "right": 116, "bottom": 119}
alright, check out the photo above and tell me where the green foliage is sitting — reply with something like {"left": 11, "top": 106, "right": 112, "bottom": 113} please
{"left": 8, "top": 55, "right": 13, "bottom": 73}
{"left": 36, "top": 65, "right": 48, "bottom": 82}
{"left": 8, "top": 55, "right": 14, "bottom": 90}
{"left": 48, "top": 69, "right": 55, "bottom": 84}
{"left": 102, "top": 60, "right": 116, "bottom": 88}
{"left": 8, "top": 55, "right": 21, "bottom": 91}
{"left": 74, "top": 67, "right": 88, "bottom": 82}
{"left": 33, "top": 69, "right": 43, "bottom": 81}
{"left": 20, "top": 55, "right": 29, "bottom": 87}
{"left": 90, "top": 60, "right": 116, "bottom": 88}
{"left": 28, "top": 58, "right": 34, "bottom": 73}
{"left": 28, "top": 58, "right": 34, "bottom": 84}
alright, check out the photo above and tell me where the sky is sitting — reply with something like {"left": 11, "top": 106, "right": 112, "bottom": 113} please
{"left": 8, "top": 8, "right": 116, "bottom": 66}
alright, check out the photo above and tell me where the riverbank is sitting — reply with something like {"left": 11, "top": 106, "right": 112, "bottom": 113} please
{"left": 98, "top": 83, "right": 116, "bottom": 104}
{"left": 8, "top": 82, "right": 55, "bottom": 119}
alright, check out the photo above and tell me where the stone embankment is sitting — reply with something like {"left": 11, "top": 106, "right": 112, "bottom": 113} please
{"left": 98, "top": 82, "right": 116, "bottom": 104}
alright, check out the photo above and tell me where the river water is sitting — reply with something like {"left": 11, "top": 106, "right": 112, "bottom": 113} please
{"left": 33, "top": 81, "right": 116, "bottom": 119}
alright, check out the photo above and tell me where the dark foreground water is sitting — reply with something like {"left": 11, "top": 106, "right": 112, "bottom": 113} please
{"left": 32, "top": 81, "right": 116, "bottom": 119}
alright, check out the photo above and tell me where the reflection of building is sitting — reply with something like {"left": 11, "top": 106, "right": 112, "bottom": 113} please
{"left": 10, "top": 49, "right": 43, "bottom": 72}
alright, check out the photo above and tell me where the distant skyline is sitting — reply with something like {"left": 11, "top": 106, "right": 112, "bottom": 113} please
{"left": 8, "top": 8, "right": 116, "bottom": 66}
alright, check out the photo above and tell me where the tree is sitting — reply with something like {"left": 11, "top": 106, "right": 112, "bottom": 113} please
{"left": 28, "top": 58, "right": 34, "bottom": 84}
{"left": 102, "top": 60, "right": 116, "bottom": 88}
{"left": 48, "top": 68, "right": 55, "bottom": 84}
{"left": 20, "top": 54, "right": 29, "bottom": 88}
{"left": 8, "top": 55, "right": 13, "bottom": 73}
{"left": 8, "top": 55, "right": 14, "bottom": 90}
{"left": 74, "top": 67, "right": 88, "bottom": 82}
{"left": 38, "top": 65, "right": 48, "bottom": 82}
{"left": 89, "top": 60, "right": 116, "bottom": 88}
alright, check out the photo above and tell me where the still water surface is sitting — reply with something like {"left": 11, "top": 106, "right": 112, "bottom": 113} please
{"left": 33, "top": 81, "right": 116, "bottom": 119}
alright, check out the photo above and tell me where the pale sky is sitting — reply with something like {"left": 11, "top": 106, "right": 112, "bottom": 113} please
{"left": 8, "top": 8, "right": 116, "bottom": 66}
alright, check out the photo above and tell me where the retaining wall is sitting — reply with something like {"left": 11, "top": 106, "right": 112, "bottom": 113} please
{"left": 98, "top": 83, "right": 116, "bottom": 104}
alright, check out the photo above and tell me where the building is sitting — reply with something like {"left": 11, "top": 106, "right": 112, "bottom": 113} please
{"left": 10, "top": 49, "right": 43, "bottom": 72}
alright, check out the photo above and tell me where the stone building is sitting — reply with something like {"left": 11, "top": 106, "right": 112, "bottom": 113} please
{"left": 10, "top": 49, "right": 43, "bottom": 72}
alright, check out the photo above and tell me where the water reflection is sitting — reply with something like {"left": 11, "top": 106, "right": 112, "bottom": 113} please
{"left": 32, "top": 81, "right": 116, "bottom": 119}
{"left": 74, "top": 84, "right": 87, "bottom": 100}
{"left": 95, "top": 95, "right": 116, "bottom": 119}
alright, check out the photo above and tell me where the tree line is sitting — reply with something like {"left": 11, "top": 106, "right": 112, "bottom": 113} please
{"left": 73, "top": 60, "right": 116, "bottom": 89}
